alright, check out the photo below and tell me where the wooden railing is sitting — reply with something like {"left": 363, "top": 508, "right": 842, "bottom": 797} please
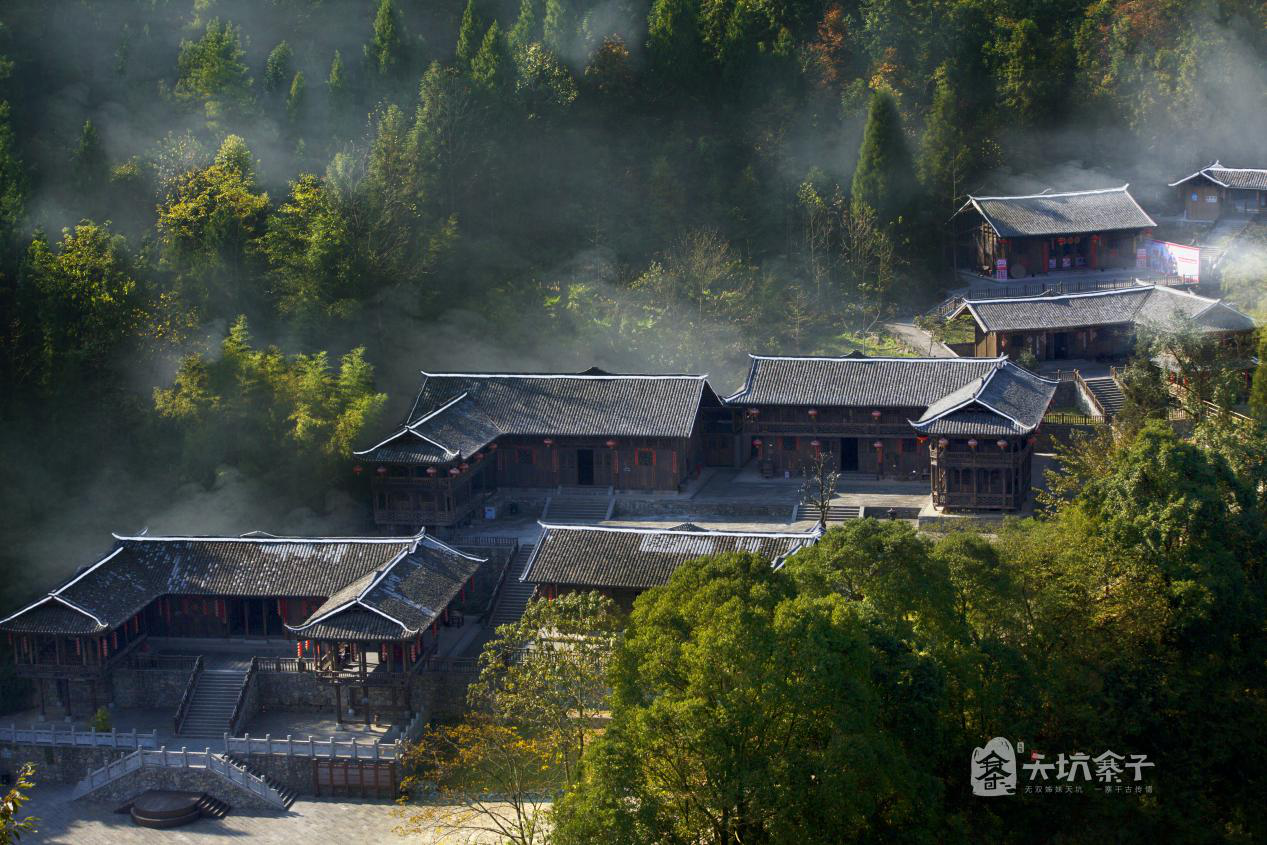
{"left": 225, "top": 658, "right": 258, "bottom": 738}
{"left": 416, "top": 655, "right": 481, "bottom": 673}
{"left": 71, "top": 747, "right": 289, "bottom": 808}
{"left": 226, "top": 732, "right": 404, "bottom": 760}
{"left": 932, "top": 450, "right": 1018, "bottom": 467}
{"left": 255, "top": 656, "right": 316, "bottom": 673}
{"left": 1043, "top": 412, "right": 1107, "bottom": 426}
{"left": 0, "top": 724, "right": 158, "bottom": 749}
{"left": 172, "top": 655, "right": 204, "bottom": 736}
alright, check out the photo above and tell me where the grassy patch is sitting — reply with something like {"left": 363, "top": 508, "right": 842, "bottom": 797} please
{"left": 816, "top": 330, "right": 916, "bottom": 357}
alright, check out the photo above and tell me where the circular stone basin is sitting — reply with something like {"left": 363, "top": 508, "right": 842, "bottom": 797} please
{"left": 130, "top": 790, "right": 205, "bottom": 829}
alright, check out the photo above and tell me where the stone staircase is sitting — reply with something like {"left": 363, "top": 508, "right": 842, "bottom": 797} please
{"left": 178, "top": 669, "right": 246, "bottom": 739}
{"left": 794, "top": 502, "right": 861, "bottom": 523}
{"left": 1084, "top": 376, "right": 1125, "bottom": 420}
{"left": 225, "top": 754, "right": 298, "bottom": 809}
{"left": 542, "top": 494, "right": 613, "bottom": 523}
{"left": 488, "top": 544, "right": 537, "bottom": 628}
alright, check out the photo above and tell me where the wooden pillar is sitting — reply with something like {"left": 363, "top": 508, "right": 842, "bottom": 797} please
{"left": 54, "top": 637, "right": 64, "bottom": 667}
{"left": 335, "top": 684, "right": 343, "bottom": 724}
{"left": 37, "top": 678, "right": 46, "bottom": 718}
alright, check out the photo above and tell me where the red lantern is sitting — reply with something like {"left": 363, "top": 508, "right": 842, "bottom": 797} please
{"left": 543, "top": 438, "right": 554, "bottom": 447}
{"left": 752, "top": 438, "right": 763, "bottom": 448}
{"left": 871, "top": 410, "right": 882, "bottom": 420}
{"left": 873, "top": 440, "right": 883, "bottom": 450}
{"left": 489, "top": 442, "right": 499, "bottom": 451}
{"left": 375, "top": 466, "right": 388, "bottom": 477}
{"left": 747, "top": 407, "right": 760, "bottom": 417}
{"left": 460, "top": 462, "right": 470, "bottom": 471}
{"left": 449, "top": 467, "right": 460, "bottom": 476}
{"left": 605, "top": 439, "right": 618, "bottom": 449}
{"left": 916, "top": 435, "right": 928, "bottom": 444}
{"left": 807, "top": 408, "right": 818, "bottom": 418}
{"left": 352, "top": 465, "right": 363, "bottom": 476}
{"left": 996, "top": 439, "right": 1008, "bottom": 450}
{"left": 968, "top": 438, "right": 978, "bottom": 449}
{"left": 1028, "top": 435, "right": 1038, "bottom": 445}
{"left": 426, "top": 466, "right": 438, "bottom": 477}
{"left": 938, "top": 437, "right": 949, "bottom": 449}
{"left": 810, "top": 439, "right": 821, "bottom": 448}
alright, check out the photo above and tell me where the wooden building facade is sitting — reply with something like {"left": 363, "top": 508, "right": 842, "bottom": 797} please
{"left": 954, "top": 285, "right": 1258, "bottom": 362}
{"left": 953, "top": 186, "right": 1156, "bottom": 280}
{"left": 725, "top": 355, "right": 1057, "bottom": 511}
{"left": 357, "top": 371, "right": 723, "bottom": 530}
{"left": 0, "top": 533, "right": 482, "bottom": 719}
{"left": 1170, "top": 163, "right": 1267, "bottom": 221}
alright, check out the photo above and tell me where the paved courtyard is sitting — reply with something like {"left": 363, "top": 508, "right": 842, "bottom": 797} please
{"left": 24, "top": 783, "right": 528, "bottom": 843}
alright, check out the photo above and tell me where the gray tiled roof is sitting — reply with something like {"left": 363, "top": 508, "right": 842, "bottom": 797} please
{"left": 911, "top": 363, "right": 1056, "bottom": 435}
{"left": 359, "top": 372, "right": 714, "bottom": 464}
{"left": 1170, "top": 164, "right": 1267, "bottom": 191}
{"left": 521, "top": 524, "right": 819, "bottom": 590}
{"left": 0, "top": 533, "right": 481, "bottom": 639}
{"left": 956, "top": 285, "right": 1256, "bottom": 334}
{"left": 288, "top": 536, "right": 482, "bottom": 640}
{"left": 957, "top": 186, "right": 1155, "bottom": 237}
{"left": 913, "top": 410, "right": 1029, "bottom": 436}
{"left": 295, "top": 607, "right": 405, "bottom": 641}
{"left": 726, "top": 356, "right": 1007, "bottom": 408}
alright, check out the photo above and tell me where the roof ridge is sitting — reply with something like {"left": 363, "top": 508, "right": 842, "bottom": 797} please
{"left": 963, "top": 285, "right": 1156, "bottom": 305}
{"left": 744, "top": 354, "right": 1006, "bottom": 364}
{"left": 968, "top": 184, "right": 1131, "bottom": 201}
{"left": 537, "top": 522, "right": 822, "bottom": 539}
{"left": 111, "top": 533, "right": 414, "bottom": 544}
{"left": 418, "top": 371, "right": 709, "bottom": 380}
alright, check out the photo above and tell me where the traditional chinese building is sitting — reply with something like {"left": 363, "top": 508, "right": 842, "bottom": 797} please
{"left": 0, "top": 532, "right": 482, "bottom": 720}
{"left": 725, "top": 355, "right": 1056, "bottom": 511}
{"left": 952, "top": 285, "right": 1258, "bottom": 361}
{"left": 356, "top": 370, "right": 727, "bottom": 531}
{"left": 520, "top": 523, "right": 819, "bottom": 608}
{"left": 1169, "top": 162, "right": 1267, "bottom": 221}
{"left": 953, "top": 186, "right": 1156, "bottom": 280}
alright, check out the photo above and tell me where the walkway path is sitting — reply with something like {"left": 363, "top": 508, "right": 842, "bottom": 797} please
{"left": 884, "top": 318, "right": 956, "bottom": 357}
{"left": 23, "top": 783, "right": 526, "bottom": 843}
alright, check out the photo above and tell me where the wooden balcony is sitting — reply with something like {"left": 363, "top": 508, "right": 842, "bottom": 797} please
{"left": 931, "top": 451, "right": 1020, "bottom": 468}
{"left": 933, "top": 491, "right": 1020, "bottom": 510}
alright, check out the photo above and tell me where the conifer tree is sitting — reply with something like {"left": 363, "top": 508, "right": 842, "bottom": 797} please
{"left": 263, "top": 41, "right": 292, "bottom": 94}
{"left": 508, "top": 0, "right": 542, "bottom": 51}
{"left": 456, "top": 0, "right": 484, "bottom": 68}
{"left": 918, "top": 71, "right": 964, "bottom": 213}
{"left": 327, "top": 49, "right": 347, "bottom": 103}
{"left": 470, "top": 21, "right": 509, "bottom": 94}
{"left": 850, "top": 88, "right": 916, "bottom": 226}
{"left": 73, "top": 120, "right": 107, "bottom": 192}
{"left": 286, "top": 71, "right": 305, "bottom": 124}
{"left": 366, "top": 0, "right": 403, "bottom": 77}
{"left": 543, "top": 0, "right": 571, "bottom": 54}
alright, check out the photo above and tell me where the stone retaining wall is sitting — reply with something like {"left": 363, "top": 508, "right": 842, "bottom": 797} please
{"left": 79, "top": 763, "right": 281, "bottom": 810}
{"left": 0, "top": 742, "right": 124, "bottom": 784}
{"left": 410, "top": 670, "right": 479, "bottom": 722}
{"left": 111, "top": 668, "right": 190, "bottom": 710}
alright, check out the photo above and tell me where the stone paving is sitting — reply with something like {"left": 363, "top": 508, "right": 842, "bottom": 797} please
{"left": 24, "top": 783, "right": 522, "bottom": 843}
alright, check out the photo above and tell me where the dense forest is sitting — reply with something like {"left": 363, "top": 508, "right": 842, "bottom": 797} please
{"left": 2, "top": 0, "right": 1267, "bottom": 600}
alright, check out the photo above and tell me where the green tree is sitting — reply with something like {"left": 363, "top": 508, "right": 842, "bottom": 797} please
{"left": 1115, "top": 353, "right": 1171, "bottom": 433}
{"left": 263, "top": 41, "right": 293, "bottom": 94}
{"left": 155, "top": 135, "right": 269, "bottom": 319}
{"left": 154, "top": 316, "right": 387, "bottom": 489}
{"left": 509, "top": 0, "right": 543, "bottom": 50}
{"left": 542, "top": 0, "right": 572, "bottom": 53}
{"left": 850, "top": 88, "right": 917, "bottom": 226}
{"left": 365, "top": 0, "right": 403, "bottom": 78}
{"left": 553, "top": 551, "right": 928, "bottom": 844}
{"left": 174, "top": 19, "right": 253, "bottom": 119}
{"left": 1251, "top": 329, "right": 1267, "bottom": 423}
{"left": 72, "top": 120, "right": 107, "bottom": 194}
{"left": 19, "top": 222, "right": 148, "bottom": 386}
{"left": 456, "top": 0, "right": 485, "bottom": 68}
{"left": 470, "top": 21, "right": 511, "bottom": 95}
{"left": 326, "top": 49, "right": 348, "bottom": 105}
{"left": 286, "top": 71, "right": 306, "bottom": 124}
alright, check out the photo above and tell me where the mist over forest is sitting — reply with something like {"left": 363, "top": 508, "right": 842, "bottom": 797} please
{"left": 1, "top": 0, "right": 1266, "bottom": 599}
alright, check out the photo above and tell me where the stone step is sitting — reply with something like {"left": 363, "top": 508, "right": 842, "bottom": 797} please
{"left": 489, "top": 545, "right": 538, "bottom": 627}
{"left": 795, "top": 503, "right": 861, "bottom": 522}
